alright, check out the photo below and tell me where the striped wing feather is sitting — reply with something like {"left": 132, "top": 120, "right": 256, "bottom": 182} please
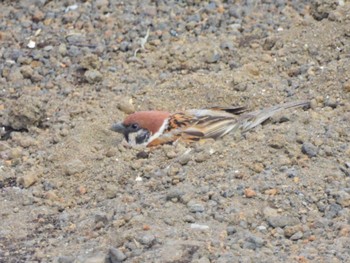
{"left": 154, "top": 101, "right": 309, "bottom": 144}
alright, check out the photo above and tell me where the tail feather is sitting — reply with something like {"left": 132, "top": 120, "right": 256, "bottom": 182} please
{"left": 239, "top": 100, "right": 309, "bottom": 133}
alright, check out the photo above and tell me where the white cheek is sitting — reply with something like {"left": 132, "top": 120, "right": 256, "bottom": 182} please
{"left": 127, "top": 132, "right": 139, "bottom": 146}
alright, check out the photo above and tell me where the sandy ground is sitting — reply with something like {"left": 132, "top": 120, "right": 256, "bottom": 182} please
{"left": 1, "top": 0, "right": 350, "bottom": 262}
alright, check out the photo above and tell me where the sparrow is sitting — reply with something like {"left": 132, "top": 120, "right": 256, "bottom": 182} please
{"left": 111, "top": 100, "right": 309, "bottom": 147}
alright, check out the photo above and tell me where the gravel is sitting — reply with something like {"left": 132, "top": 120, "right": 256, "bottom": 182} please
{"left": 1, "top": 0, "right": 350, "bottom": 262}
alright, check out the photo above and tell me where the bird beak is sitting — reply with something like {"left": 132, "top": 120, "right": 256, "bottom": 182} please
{"left": 111, "top": 122, "right": 126, "bottom": 133}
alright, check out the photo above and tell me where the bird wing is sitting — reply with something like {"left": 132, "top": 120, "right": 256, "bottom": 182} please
{"left": 160, "top": 109, "right": 242, "bottom": 142}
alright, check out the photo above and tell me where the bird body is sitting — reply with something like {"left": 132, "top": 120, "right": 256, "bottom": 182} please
{"left": 112, "top": 101, "right": 309, "bottom": 147}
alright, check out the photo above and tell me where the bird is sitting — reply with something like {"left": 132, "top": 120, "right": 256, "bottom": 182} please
{"left": 111, "top": 100, "right": 309, "bottom": 147}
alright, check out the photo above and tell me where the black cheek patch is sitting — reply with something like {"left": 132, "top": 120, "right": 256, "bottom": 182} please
{"left": 135, "top": 129, "right": 151, "bottom": 144}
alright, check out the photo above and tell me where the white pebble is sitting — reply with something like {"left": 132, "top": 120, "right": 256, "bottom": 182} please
{"left": 27, "top": 40, "right": 36, "bottom": 49}
{"left": 190, "top": 224, "right": 209, "bottom": 230}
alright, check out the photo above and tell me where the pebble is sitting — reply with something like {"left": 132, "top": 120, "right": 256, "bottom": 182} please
{"left": 108, "top": 247, "right": 127, "bottom": 263}
{"left": 105, "top": 185, "right": 118, "bottom": 199}
{"left": 284, "top": 225, "right": 302, "bottom": 238}
{"left": 64, "top": 159, "right": 86, "bottom": 176}
{"left": 325, "top": 203, "right": 342, "bottom": 219}
{"left": 178, "top": 154, "right": 191, "bottom": 165}
{"left": 226, "top": 226, "right": 237, "bottom": 235}
{"left": 267, "top": 215, "right": 300, "bottom": 228}
{"left": 45, "top": 190, "right": 60, "bottom": 201}
{"left": 190, "top": 224, "right": 209, "bottom": 230}
{"left": 75, "top": 185, "right": 87, "bottom": 195}
{"left": 343, "top": 80, "right": 350, "bottom": 93}
{"left": 6, "top": 95, "right": 44, "bottom": 129}
{"left": 335, "top": 191, "right": 350, "bottom": 207}
{"left": 244, "top": 188, "right": 257, "bottom": 198}
{"left": 290, "top": 231, "right": 303, "bottom": 240}
{"left": 194, "top": 152, "right": 210, "bottom": 163}
{"left": 301, "top": 142, "right": 318, "bottom": 157}
{"left": 205, "top": 50, "right": 221, "bottom": 63}
{"left": 166, "top": 188, "right": 184, "bottom": 201}
{"left": 17, "top": 172, "right": 38, "bottom": 188}
{"left": 187, "top": 201, "right": 205, "bottom": 213}
{"left": 183, "top": 215, "right": 195, "bottom": 223}
{"left": 138, "top": 234, "right": 155, "bottom": 247}
{"left": 243, "top": 234, "right": 265, "bottom": 250}
{"left": 84, "top": 69, "right": 103, "bottom": 83}
{"left": 117, "top": 97, "right": 135, "bottom": 114}
{"left": 83, "top": 254, "right": 106, "bottom": 263}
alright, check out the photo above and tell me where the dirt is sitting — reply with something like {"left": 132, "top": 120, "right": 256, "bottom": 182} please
{"left": 1, "top": 0, "right": 350, "bottom": 262}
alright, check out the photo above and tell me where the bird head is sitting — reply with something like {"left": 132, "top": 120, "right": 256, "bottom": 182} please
{"left": 111, "top": 111, "right": 170, "bottom": 145}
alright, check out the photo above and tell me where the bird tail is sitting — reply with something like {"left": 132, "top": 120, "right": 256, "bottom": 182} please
{"left": 238, "top": 100, "right": 310, "bottom": 133}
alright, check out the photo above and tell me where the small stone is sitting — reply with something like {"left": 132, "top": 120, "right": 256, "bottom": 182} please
{"left": 83, "top": 254, "right": 106, "bottom": 263}
{"left": 335, "top": 191, "right": 350, "bottom": 207}
{"left": 243, "top": 234, "right": 265, "bottom": 249}
{"left": 251, "top": 162, "right": 264, "bottom": 173}
{"left": 190, "top": 224, "right": 209, "bottom": 230}
{"left": 108, "top": 247, "right": 127, "bottom": 263}
{"left": 105, "top": 148, "right": 117, "bottom": 157}
{"left": 166, "top": 150, "right": 177, "bottom": 159}
{"left": 290, "top": 231, "right": 303, "bottom": 240}
{"left": 9, "top": 147, "right": 22, "bottom": 159}
{"left": 76, "top": 186, "right": 87, "bottom": 195}
{"left": 325, "top": 203, "right": 342, "bottom": 219}
{"left": 167, "top": 165, "right": 180, "bottom": 176}
{"left": 17, "top": 172, "right": 38, "bottom": 188}
{"left": 138, "top": 234, "right": 155, "bottom": 247}
{"left": 141, "top": 5, "right": 157, "bottom": 16}
{"left": 32, "top": 10, "right": 45, "bottom": 22}
{"left": 58, "top": 43, "right": 68, "bottom": 56}
{"left": 119, "top": 41, "right": 130, "bottom": 52}
{"left": 205, "top": 50, "right": 221, "bottom": 63}
{"left": 64, "top": 159, "right": 85, "bottom": 175}
{"left": 95, "top": 214, "right": 108, "bottom": 225}
{"left": 262, "top": 37, "right": 277, "bottom": 50}
{"left": 183, "top": 215, "right": 195, "bottom": 223}
{"left": 166, "top": 189, "right": 184, "bottom": 201}
{"left": 20, "top": 65, "right": 34, "bottom": 78}
{"left": 187, "top": 201, "right": 205, "bottom": 213}
{"left": 264, "top": 188, "right": 278, "bottom": 196}
{"left": 117, "top": 97, "right": 135, "bottom": 114}
{"left": 80, "top": 54, "right": 101, "bottom": 70}
{"left": 45, "top": 190, "right": 60, "bottom": 201}
{"left": 195, "top": 152, "right": 210, "bottom": 163}
{"left": 226, "top": 226, "right": 237, "bottom": 235}
{"left": 105, "top": 185, "right": 117, "bottom": 199}
{"left": 96, "top": 0, "right": 109, "bottom": 9}
{"left": 284, "top": 225, "right": 302, "bottom": 238}
{"left": 27, "top": 40, "right": 36, "bottom": 49}
{"left": 136, "top": 151, "right": 149, "bottom": 159}
{"left": 84, "top": 69, "right": 103, "bottom": 83}
{"left": 343, "top": 80, "right": 350, "bottom": 93}
{"left": 178, "top": 154, "right": 191, "bottom": 165}
{"left": 244, "top": 188, "right": 256, "bottom": 198}
{"left": 257, "top": 225, "right": 267, "bottom": 232}
{"left": 6, "top": 95, "right": 45, "bottom": 129}
{"left": 301, "top": 142, "right": 318, "bottom": 157}
{"left": 267, "top": 215, "right": 300, "bottom": 228}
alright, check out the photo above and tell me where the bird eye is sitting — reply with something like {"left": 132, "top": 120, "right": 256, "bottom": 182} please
{"left": 131, "top": 123, "right": 139, "bottom": 130}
